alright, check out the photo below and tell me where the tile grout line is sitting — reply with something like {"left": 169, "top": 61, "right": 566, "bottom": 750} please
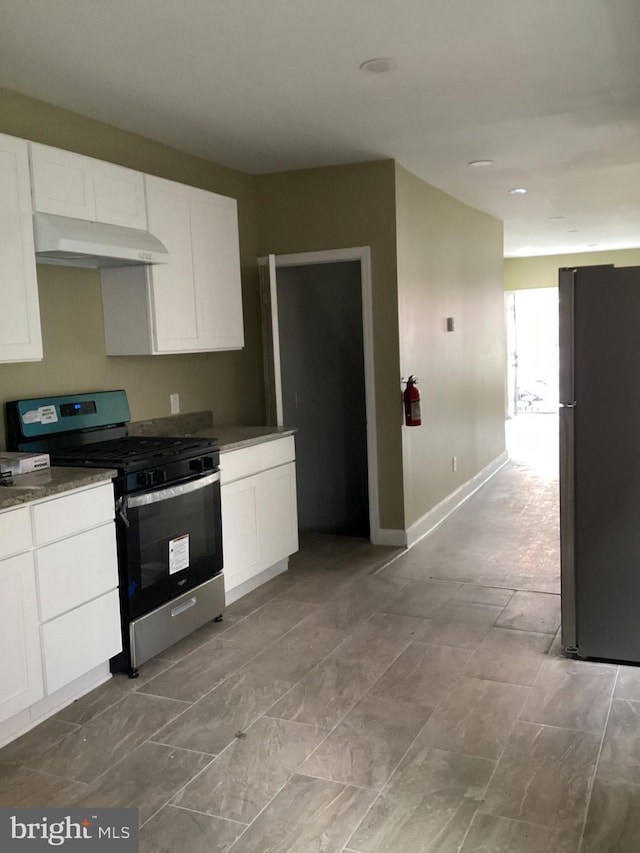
{"left": 453, "top": 680, "right": 535, "bottom": 851}
{"left": 575, "top": 663, "right": 621, "bottom": 853}
{"left": 336, "top": 628, "right": 480, "bottom": 851}
{"left": 222, "top": 612, "right": 430, "bottom": 851}
{"left": 149, "top": 606, "right": 401, "bottom": 841}
{"left": 142, "top": 800, "right": 249, "bottom": 830}
{"left": 142, "top": 592, "right": 426, "bottom": 818}
{"left": 137, "top": 748, "right": 220, "bottom": 830}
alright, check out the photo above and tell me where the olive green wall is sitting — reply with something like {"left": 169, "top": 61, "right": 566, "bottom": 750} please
{"left": 504, "top": 248, "right": 640, "bottom": 291}
{"left": 0, "top": 88, "right": 264, "bottom": 449}
{"left": 395, "top": 164, "right": 505, "bottom": 528}
{"left": 254, "top": 162, "right": 405, "bottom": 530}
{"left": 0, "top": 88, "right": 508, "bottom": 539}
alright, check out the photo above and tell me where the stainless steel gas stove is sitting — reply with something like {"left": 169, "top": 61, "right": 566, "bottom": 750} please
{"left": 6, "top": 390, "right": 224, "bottom": 677}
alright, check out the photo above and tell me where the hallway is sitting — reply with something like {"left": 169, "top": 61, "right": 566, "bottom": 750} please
{"left": 1, "top": 417, "right": 639, "bottom": 852}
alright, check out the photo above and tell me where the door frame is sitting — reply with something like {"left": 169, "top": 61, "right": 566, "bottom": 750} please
{"left": 505, "top": 291, "right": 518, "bottom": 418}
{"left": 259, "top": 246, "right": 380, "bottom": 545}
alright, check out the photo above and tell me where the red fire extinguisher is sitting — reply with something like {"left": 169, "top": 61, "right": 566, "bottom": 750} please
{"left": 403, "top": 375, "right": 421, "bottom": 426}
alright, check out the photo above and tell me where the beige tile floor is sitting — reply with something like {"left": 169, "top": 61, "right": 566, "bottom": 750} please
{"left": 1, "top": 414, "right": 639, "bottom": 851}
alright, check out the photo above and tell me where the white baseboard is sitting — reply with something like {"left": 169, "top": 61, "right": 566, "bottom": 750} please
{"left": 225, "top": 559, "right": 289, "bottom": 605}
{"left": 405, "top": 451, "right": 509, "bottom": 549}
{"left": 373, "top": 451, "right": 508, "bottom": 551}
{"left": 0, "top": 663, "right": 111, "bottom": 749}
{"left": 374, "top": 528, "right": 408, "bottom": 547}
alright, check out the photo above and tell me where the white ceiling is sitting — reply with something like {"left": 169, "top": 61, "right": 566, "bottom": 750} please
{"left": 1, "top": 0, "right": 639, "bottom": 257}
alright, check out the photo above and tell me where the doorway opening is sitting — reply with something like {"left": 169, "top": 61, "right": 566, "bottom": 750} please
{"left": 506, "top": 287, "right": 559, "bottom": 417}
{"left": 505, "top": 287, "right": 559, "bottom": 477}
{"left": 259, "top": 247, "right": 379, "bottom": 543}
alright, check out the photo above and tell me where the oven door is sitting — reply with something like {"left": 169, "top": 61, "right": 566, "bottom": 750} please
{"left": 120, "top": 471, "right": 222, "bottom": 620}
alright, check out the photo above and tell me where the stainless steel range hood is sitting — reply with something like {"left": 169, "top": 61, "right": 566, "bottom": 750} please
{"left": 33, "top": 213, "right": 169, "bottom": 269}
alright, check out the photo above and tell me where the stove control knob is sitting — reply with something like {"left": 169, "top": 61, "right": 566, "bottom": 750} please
{"left": 190, "top": 458, "right": 204, "bottom": 474}
{"left": 203, "top": 456, "right": 215, "bottom": 470}
{"left": 152, "top": 470, "right": 167, "bottom": 485}
{"left": 137, "top": 471, "right": 153, "bottom": 488}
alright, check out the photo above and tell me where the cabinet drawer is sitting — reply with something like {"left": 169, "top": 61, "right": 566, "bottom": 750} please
{"left": 41, "top": 589, "right": 122, "bottom": 694}
{"left": 260, "top": 436, "right": 295, "bottom": 471}
{"left": 220, "top": 436, "right": 295, "bottom": 485}
{"left": 0, "top": 506, "right": 32, "bottom": 558}
{"left": 32, "top": 482, "right": 114, "bottom": 545}
{"left": 37, "top": 523, "right": 118, "bottom": 622}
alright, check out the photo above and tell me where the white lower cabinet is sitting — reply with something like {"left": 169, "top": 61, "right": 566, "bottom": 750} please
{"left": 221, "top": 436, "right": 298, "bottom": 600}
{"left": 0, "top": 552, "right": 44, "bottom": 720}
{"left": 0, "top": 481, "right": 121, "bottom": 738}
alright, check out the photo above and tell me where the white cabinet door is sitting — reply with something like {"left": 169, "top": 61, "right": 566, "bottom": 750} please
{"left": 191, "top": 187, "right": 244, "bottom": 350}
{"left": 221, "top": 474, "right": 261, "bottom": 590}
{"left": 30, "top": 143, "right": 147, "bottom": 230}
{"left": 103, "top": 175, "right": 244, "bottom": 355}
{"left": 41, "top": 589, "right": 122, "bottom": 694}
{"left": 257, "top": 462, "right": 299, "bottom": 570}
{"left": 0, "top": 134, "right": 42, "bottom": 362}
{"left": 92, "top": 160, "right": 147, "bottom": 230}
{"left": 0, "top": 552, "right": 44, "bottom": 719}
{"left": 145, "top": 175, "right": 199, "bottom": 351}
{"left": 30, "top": 143, "right": 96, "bottom": 220}
{"left": 0, "top": 506, "right": 32, "bottom": 560}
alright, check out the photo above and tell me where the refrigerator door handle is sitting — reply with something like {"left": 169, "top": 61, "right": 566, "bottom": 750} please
{"left": 559, "top": 269, "right": 576, "bottom": 406}
{"left": 559, "top": 383, "right": 578, "bottom": 652}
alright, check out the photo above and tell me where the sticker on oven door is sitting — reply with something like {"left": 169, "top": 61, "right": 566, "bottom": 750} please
{"left": 39, "top": 405, "right": 59, "bottom": 423}
{"left": 22, "top": 405, "right": 59, "bottom": 425}
{"left": 169, "top": 534, "right": 190, "bottom": 574}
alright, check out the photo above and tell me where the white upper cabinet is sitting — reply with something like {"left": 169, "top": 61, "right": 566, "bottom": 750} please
{"left": 101, "top": 174, "right": 244, "bottom": 354}
{"left": 30, "top": 142, "right": 147, "bottom": 230}
{"left": 146, "top": 175, "right": 199, "bottom": 348}
{"left": 190, "top": 186, "right": 244, "bottom": 350}
{"left": 0, "top": 133, "right": 42, "bottom": 362}
{"left": 92, "top": 159, "right": 147, "bottom": 230}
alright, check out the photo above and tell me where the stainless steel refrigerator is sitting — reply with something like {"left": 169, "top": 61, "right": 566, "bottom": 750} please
{"left": 560, "top": 263, "right": 640, "bottom": 662}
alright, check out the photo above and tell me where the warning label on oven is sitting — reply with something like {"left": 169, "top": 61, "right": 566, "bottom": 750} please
{"left": 169, "top": 534, "right": 190, "bottom": 574}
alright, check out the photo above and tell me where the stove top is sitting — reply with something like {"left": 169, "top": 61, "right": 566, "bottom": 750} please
{"left": 51, "top": 435, "right": 217, "bottom": 471}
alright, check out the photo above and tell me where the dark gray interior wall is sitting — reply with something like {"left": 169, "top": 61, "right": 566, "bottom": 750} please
{"left": 277, "top": 261, "right": 369, "bottom": 536}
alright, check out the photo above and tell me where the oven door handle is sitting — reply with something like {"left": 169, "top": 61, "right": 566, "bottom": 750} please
{"left": 125, "top": 471, "right": 220, "bottom": 508}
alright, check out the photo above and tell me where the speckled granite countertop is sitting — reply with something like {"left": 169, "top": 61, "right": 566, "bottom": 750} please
{"left": 188, "top": 425, "right": 296, "bottom": 452}
{"left": 128, "top": 412, "right": 295, "bottom": 452}
{"left": 0, "top": 415, "right": 293, "bottom": 510}
{"left": 0, "top": 467, "right": 116, "bottom": 511}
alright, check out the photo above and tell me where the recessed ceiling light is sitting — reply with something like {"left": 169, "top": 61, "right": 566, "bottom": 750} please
{"left": 509, "top": 187, "right": 528, "bottom": 195}
{"left": 359, "top": 57, "right": 399, "bottom": 73}
{"left": 468, "top": 159, "right": 493, "bottom": 167}
{"left": 549, "top": 216, "right": 565, "bottom": 221}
